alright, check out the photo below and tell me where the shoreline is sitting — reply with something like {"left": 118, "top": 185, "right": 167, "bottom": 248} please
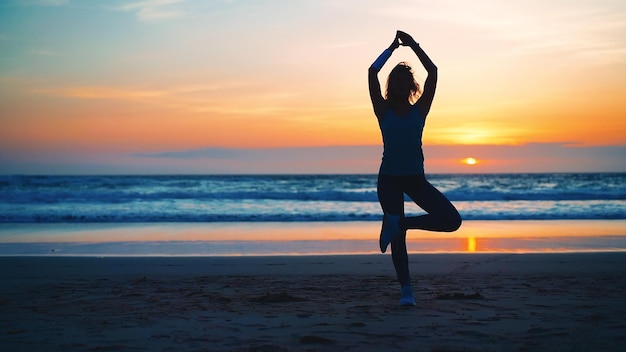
{"left": 2, "top": 253, "right": 625, "bottom": 351}
{"left": 1, "top": 220, "right": 626, "bottom": 256}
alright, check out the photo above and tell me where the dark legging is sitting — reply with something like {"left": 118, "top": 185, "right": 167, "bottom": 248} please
{"left": 377, "top": 174, "right": 462, "bottom": 286}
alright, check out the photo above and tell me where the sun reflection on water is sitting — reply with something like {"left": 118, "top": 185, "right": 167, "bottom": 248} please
{"left": 467, "top": 237, "right": 477, "bottom": 252}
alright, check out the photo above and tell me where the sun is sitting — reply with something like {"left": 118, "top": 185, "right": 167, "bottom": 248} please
{"left": 462, "top": 157, "right": 478, "bottom": 165}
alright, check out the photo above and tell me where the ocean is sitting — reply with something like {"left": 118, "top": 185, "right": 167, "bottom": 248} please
{"left": 1, "top": 173, "right": 625, "bottom": 222}
{"left": 1, "top": 173, "right": 625, "bottom": 256}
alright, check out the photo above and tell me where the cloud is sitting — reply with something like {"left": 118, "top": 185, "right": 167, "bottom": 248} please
{"left": 118, "top": 0, "right": 188, "bottom": 22}
{"left": 29, "top": 82, "right": 318, "bottom": 115}
{"left": 4, "top": 143, "right": 625, "bottom": 174}
{"left": 132, "top": 146, "right": 381, "bottom": 174}
{"left": 130, "top": 143, "right": 626, "bottom": 174}
{"left": 136, "top": 146, "right": 379, "bottom": 161}
{"left": 376, "top": 0, "right": 626, "bottom": 64}
{"left": 137, "top": 148, "right": 248, "bottom": 160}
{"left": 21, "top": 0, "right": 69, "bottom": 6}
{"left": 32, "top": 86, "right": 167, "bottom": 101}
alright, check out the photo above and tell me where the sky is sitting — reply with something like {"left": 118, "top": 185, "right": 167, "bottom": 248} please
{"left": 1, "top": 0, "right": 625, "bottom": 174}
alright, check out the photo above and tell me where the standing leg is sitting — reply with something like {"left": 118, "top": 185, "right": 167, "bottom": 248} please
{"left": 390, "top": 231, "right": 409, "bottom": 286}
{"left": 377, "top": 174, "right": 411, "bottom": 296}
{"left": 376, "top": 174, "right": 404, "bottom": 217}
{"left": 393, "top": 175, "right": 457, "bottom": 306}
{"left": 377, "top": 174, "right": 404, "bottom": 253}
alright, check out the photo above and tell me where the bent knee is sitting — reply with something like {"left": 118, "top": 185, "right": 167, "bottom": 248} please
{"left": 444, "top": 215, "right": 462, "bottom": 232}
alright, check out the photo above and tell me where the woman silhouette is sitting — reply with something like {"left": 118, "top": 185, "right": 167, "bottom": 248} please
{"left": 368, "top": 31, "right": 462, "bottom": 306}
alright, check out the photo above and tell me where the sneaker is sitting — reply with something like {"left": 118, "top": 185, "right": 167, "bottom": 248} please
{"left": 399, "top": 285, "right": 416, "bottom": 306}
{"left": 379, "top": 213, "right": 401, "bottom": 253}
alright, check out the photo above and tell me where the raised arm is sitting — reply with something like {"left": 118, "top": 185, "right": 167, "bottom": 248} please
{"left": 368, "top": 36, "right": 400, "bottom": 120}
{"left": 397, "top": 31, "right": 438, "bottom": 118}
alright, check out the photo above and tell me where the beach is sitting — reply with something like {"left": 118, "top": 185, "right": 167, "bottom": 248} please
{"left": 2, "top": 220, "right": 626, "bottom": 256}
{"left": 2, "top": 253, "right": 625, "bottom": 351}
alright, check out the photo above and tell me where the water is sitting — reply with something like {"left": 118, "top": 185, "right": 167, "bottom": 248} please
{"left": 1, "top": 173, "right": 625, "bottom": 256}
{"left": 1, "top": 173, "right": 624, "bottom": 223}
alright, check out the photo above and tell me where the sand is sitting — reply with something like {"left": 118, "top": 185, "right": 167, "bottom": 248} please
{"left": 1, "top": 253, "right": 625, "bottom": 351}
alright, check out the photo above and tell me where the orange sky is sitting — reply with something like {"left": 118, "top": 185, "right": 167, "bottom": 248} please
{"left": 1, "top": 0, "right": 625, "bottom": 173}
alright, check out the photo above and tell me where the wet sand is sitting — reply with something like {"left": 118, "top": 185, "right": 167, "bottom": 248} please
{"left": 2, "top": 220, "right": 626, "bottom": 256}
{"left": 1, "top": 253, "right": 625, "bottom": 351}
